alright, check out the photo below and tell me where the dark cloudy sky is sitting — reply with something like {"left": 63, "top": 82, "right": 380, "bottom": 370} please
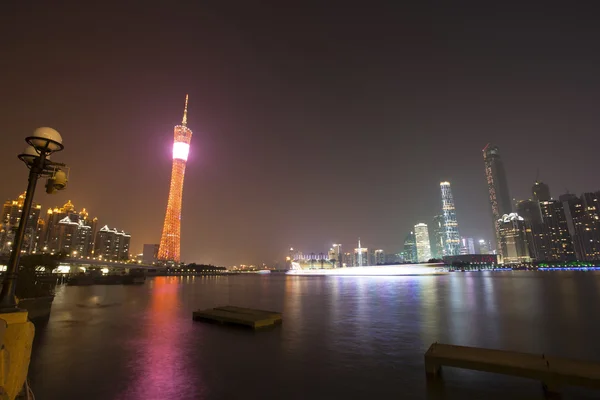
{"left": 1, "top": 1, "right": 599, "bottom": 266}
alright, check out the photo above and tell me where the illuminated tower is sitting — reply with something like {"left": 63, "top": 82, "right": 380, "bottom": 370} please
{"left": 158, "top": 95, "right": 192, "bottom": 263}
{"left": 440, "top": 181, "right": 461, "bottom": 255}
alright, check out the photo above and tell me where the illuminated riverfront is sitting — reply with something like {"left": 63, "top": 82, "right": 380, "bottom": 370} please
{"left": 158, "top": 95, "right": 193, "bottom": 263}
{"left": 287, "top": 262, "right": 447, "bottom": 276}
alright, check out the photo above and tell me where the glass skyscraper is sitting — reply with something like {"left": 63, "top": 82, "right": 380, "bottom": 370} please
{"left": 483, "top": 144, "right": 512, "bottom": 254}
{"left": 440, "top": 182, "right": 461, "bottom": 255}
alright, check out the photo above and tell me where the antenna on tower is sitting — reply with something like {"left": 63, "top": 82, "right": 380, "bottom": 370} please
{"left": 535, "top": 168, "right": 540, "bottom": 183}
{"left": 182, "top": 94, "right": 189, "bottom": 126}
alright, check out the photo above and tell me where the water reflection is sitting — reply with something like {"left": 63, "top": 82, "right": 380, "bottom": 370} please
{"left": 117, "top": 277, "right": 201, "bottom": 400}
{"left": 28, "top": 272, "right": 600, "bottom": 400}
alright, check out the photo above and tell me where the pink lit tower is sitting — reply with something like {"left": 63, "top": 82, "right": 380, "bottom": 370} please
{"left": 158, "top": 95, "right": 192, "bottom": 263}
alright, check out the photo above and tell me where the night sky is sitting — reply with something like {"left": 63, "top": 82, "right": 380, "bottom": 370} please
{"left": 1, "top": 2, "right": 599, "bottom": 266}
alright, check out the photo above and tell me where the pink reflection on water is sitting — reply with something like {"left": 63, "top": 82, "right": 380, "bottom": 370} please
{"left": 117, "top": 277, "right": 203, "bottom": 400}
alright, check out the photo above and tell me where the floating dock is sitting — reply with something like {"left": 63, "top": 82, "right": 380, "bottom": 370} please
{"left": 192, "top": 306, "right": 282, "bottom": 329}
{"left": 424, "top": 343, "right": 600, "bottom": 397}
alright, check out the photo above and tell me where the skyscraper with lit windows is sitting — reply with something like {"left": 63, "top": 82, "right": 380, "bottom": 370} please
{"left": 414, "top": 223, "right": 432, "bottom": 262}
{"left": 158, "top": 95, "right": 193, "bottom": 263}
{"left": 440, "top": 182, "right": 461, "bottom": 255}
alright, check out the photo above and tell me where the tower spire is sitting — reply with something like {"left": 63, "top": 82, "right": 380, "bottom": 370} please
{"left": 182, "top": 94, "right": 189, "bottom": 126}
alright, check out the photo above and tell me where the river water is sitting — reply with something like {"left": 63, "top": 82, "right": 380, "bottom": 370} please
{"left": 29, "top": 272, "right": 600, "bottom": 399}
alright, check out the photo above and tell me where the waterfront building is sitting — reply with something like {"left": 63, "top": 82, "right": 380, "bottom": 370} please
{"left": 443, "top": 254, "right": 499, "bottom": 267}
{"left": 54, "top": 216, "right": 93, "bottom": 257}
{"left": 142, "top": 243, "right": 160, "bottom": 264}
{"left": 440, "top": 182, "right": 461, "bottom": 255}
{"left": 414, "top": 223, "right": 432, "bottom": 262}
{"left": 41, "top": 201, "right": 98, "bottom": 256}
{"left": 385, "top": 253, "right": 400, "bottom": 264}
{"left": 477, "top": 239, "right": 490, "bottom": 254}
{"left": 430, "top": 214, "right": 445, "bottom": 259}
{"left": 516, "top": 200, "right": 543, "bottom": 225}
{"left": 0, "top": 192, "right": 42, "bottom": 255}
{"left": 403, "top": 232, "right": 417, "bottom": 263}
{"left": 354, "top": 239, "right": 368, "bottom": 266}
{"left": 537, "top": 200, "right": 575, "bottom": 261}
{"left": 94, "top": 225, "right": 131, "bottom": 260}
{"left": 460, "top": 237, "right": 475, "bottom": 255}
{"left": 532, "top": 180, "right": 551, "bottom": 202}
{"left": 497, "top": 213, "right": 531, "bottom": 264}
{"left": 374, "top": 249, "right": 385, "bottom": 265}
{"left": 483, "top": 144, "right": 513, "bottom": 256}
{"left": 562, "top": 192, "right": 600, "bottom": 261}
{"left": 159, "top": 95, "right": 193, "bottom": 263}
{"left": 516, "top": 199, "right": 544, "bottom": 260}
{"left": 342, "top": 252, "right": 354, "bottom": 267}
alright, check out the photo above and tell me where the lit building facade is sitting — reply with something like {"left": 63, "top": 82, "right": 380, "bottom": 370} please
{"left": 41, "top": 200, "right": 97, "bottom": 256}
{"left": 477, "top": 239, "right": 490, "bottom": 254}
{"left": 460, "top": 237, "right": 475, "bottom": 254}
{"left": 403, "top": 232, "right": 417, "bottom": 263}
{"left": 374, "top": 249, "right": 385, "bottom": 265}
{"left": 562, "top": 191, "right": 600, "bottom": 261}
{"left": 54, "top": 217, "right": 93, "bottom": 257}
{"left": 536, "top": 200, "right": 575, "bottom": 262}
{"left": 354, "top": 239, "right": 369, "bottom": 266}
{"left": 159, "top": 95, "right": 193, "bottom": 263}
{"left": 497, "top": 213, "right": 531, "bottom": 264}
{"left": 483, "top": 144, "right": 512, "bottom": 255}
{"left": 440, "top": 182, "right": 461, "bottom": 255}
{"left": 94, "top": 225, "right": 131, "bottom": 261}
{"left": 0, "top": 193, "right": 42, "bottom": 255}
{"left": 414, "top": 223, "right": 432, "bottom": 262}
{"left": 430, "top": 214, "right": 445, "bottom": 259}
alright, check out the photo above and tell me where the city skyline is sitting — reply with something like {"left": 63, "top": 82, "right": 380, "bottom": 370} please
{"left": 1, "top": 3, "right": 600, "bottom": 266}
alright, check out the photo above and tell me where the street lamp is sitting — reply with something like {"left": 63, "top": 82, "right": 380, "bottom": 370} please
{"left": 0, "top": 127, "right": 68, "bottom": 312}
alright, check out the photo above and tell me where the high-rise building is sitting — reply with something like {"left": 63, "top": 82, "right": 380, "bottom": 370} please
{"left": 430, "top": 215, "right": 445, "bottom": 259}
{"left": 562, "top": 192, "right": 600, "bottom": 261}
{"left": 342, "top": 252, "right": 354, "bottom": 267}
{"left": 535, "top": 200, "right": 575, "bottom": 262}
{"left": 497, "top": 213, "right": 531, "bottom": 264}
{"left": 142, "top": 244, "right": 160, "bottom": 265}
{"left": 94, "top": 225, "right": 131, "bottom": 261}
{"left": 460, "top": 237, "right": 475, "bottom": 254}
{"left": 532, "top": 181, "right": 551, "bottom": 202}
{"left": 403, "top": 232, "right": 417, "bottom": 263}
{"left": 41, "top": 201, "right": 97, "bottom": 256}
{"left": 516, "top": 200, "right": 543, "bottom": 225}
{"left": 374, "top": 249, "right": 385, "bottom": 265}
{"left": 158, "top": 95, "right": 193, "bottom": 263}
{"left": 516, "top": 199, "right": 544, "bottom": 260}
{"left": 0, "top": 193, "right": 43, "bottom": 255}
{"left": 353, "top": 239, "right": 368, "bottom": 266}
{"left": 440, "top": 182, "right": 461, "bottom": 255}
{"left": 483, "top": 144, "right": 512, "bottom": 255}
{"left": 414, "top": 223, "right": 432, "bottom": 262}
{"left": 477, "top": 239, "right": 490, "bottom": 254}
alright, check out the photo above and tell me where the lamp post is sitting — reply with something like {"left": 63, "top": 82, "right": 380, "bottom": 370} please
{"left": 0, "top": 127, "right": 66, "bottom": 312}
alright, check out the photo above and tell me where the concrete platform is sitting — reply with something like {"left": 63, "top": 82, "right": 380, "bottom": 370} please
{"left": 192, "top": 306, "right": 282, "bottom": 329}
{"left": 425, "top": 343, "right": 600, "bottom": 397}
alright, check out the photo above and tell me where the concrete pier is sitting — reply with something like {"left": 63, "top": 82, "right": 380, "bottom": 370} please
{"left": 193, "top": 306, "right": 282, "bottom": 329}
{"left": 425, "top": 343, "right": 600, "bottom": 398}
